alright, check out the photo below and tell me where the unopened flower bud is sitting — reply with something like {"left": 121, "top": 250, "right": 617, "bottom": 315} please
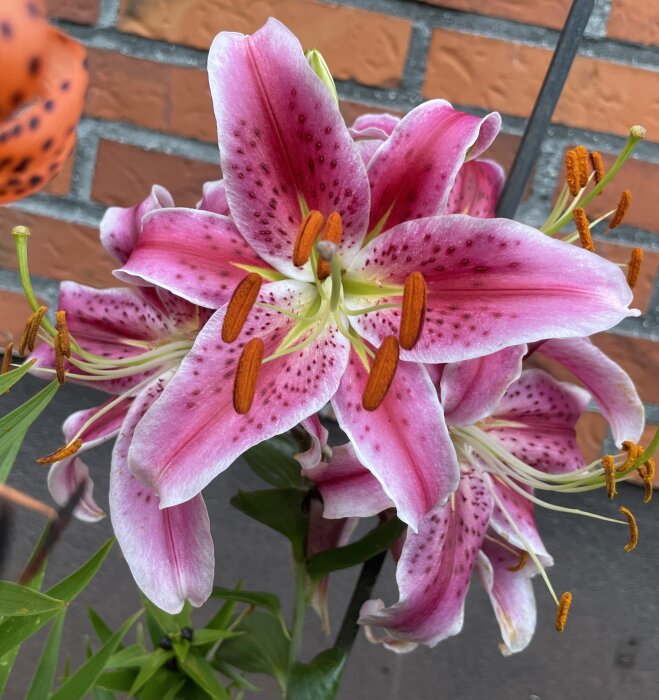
{"left": 306, "top": 49, "right": 338, "bottom": 104}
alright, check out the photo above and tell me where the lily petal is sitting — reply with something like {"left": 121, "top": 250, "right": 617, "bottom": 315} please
{"left": 359, "top": 472, "right": 492, "bottom": 649}
{"left": 129, "top": 281, "right": 350, "bottom": 507}
{"left": 305, "top": 443, "right": 394, "bottom": 519}
{"left": 477, "top": 540, "right": 538, "bottom": 655}
{"left": 445, "top": 159, "right": 504, "bottom": 218}
{"left": 197, "top": 179, "right": 230, "bottom": 215}
{"left": 347, "top": 215, "right": 637, "bottom": 363}
{"left": 350, "top": 113, "right": 400, "bottom": 137}
{"left": 538, "top": 337, "right": 644, "bottom": 446}
{"left": 100, "top": 185, "right": 174, "bottom": 264}
{"left": 332, "top": 353, "right": 458, "bottom": 531}
{"left": 489, "top": 369, "right": 590, "bottom": 474}
{"left": 116, "top": 208, "right": 267, "bottom": 309}
{"left": 110, "top": 375, "right": 215, "bottom": 613}
{"left": 208, "top": 18, "right": 370, "bottom": 277}
{"left": 440, "top": 345, "right": 525, "bottom": 427}
{"left": 295, "top": 415, "right": 329, "bottom": 471}
{"left": 367, "top": 101, "right": 500, "bottom": 233}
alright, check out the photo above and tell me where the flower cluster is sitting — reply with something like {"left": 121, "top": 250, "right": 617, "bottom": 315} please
{"left": 6, "top": 18, "right": 656, "bottom": 657}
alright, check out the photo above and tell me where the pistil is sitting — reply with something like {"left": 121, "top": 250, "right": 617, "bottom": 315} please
{"left": 316, "top": 212, "right": 342, "bottom": 280}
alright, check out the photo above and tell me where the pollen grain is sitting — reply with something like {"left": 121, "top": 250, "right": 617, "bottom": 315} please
{"left": 399, "top": 272, "right": 427, "bottom": 350}
{"left": 55, "top": 310, "right": 71, "bottom": 358}
{"left": 608, "top": 190, "right": 631, "bottom": 230}
{"left": 233, "top": 337, "right": 264, "bottom": 414}
{"left": 572, "top": 208, "right": 594, "bottom": 252}
{"left": 626, "top": 247, "right": 643, "bottom": 289}
{"left": 620, "top": 506, "right": 638, "bottom": 552}
{"left": 362, "top": 335, "right": 400, "bottom": 411}
{"left": 590, "top": 151, "right": 605, "bottom": 187}
{"left": 602, "top": 454, "right": 617, "bottom": 499}
{"left": 293, "top": 210, "right": 325, "bottom": 267}
{"left": 36, "top": 438, "right": 84, "bottom": 465}
{"left": 565, "top": 149, "right": 581, "bottom": 197}
{"left": 555, "top": 592, "right": 572, "bottom": 632}
{"left": 222, "top": 273, "right": 262, "bottom": 343}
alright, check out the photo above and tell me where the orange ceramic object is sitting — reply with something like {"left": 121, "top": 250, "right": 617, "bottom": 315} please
{"left": 0, "top": 0, "right": 88, "bottom": 204}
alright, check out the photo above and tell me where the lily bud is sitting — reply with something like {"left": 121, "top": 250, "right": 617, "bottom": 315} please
{"left": 306, "top": 49, "right": 338, "bottom": 104}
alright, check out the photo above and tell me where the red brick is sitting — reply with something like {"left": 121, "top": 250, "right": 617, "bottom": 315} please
{"left": 424, "top": 30, "right": 659, "bottom": 142}
{"left": 117, "top": 0, "right": 411, "bottom": 88}
{"left": 85, "top": 50, "right": 216, "bottom": 142}
{"left": 0, "top": 290, "right": 46, "bottom": 347}
{"left": 44, "top": 152, "right": 74, "bottom": 196}
{"left": 45, "top": 0, "right": 99, "bottom": 24}
{"left": 0, "top": 209, "right": 116, "bottom": 288}
{"left": 92, "top": 140, "right": 220, "bottom": 208}
{"left": 608, "top": 0, "right": 659, "bottom": 47}
{"left": 419, "top": 0, "right": 571, "bottom": 30}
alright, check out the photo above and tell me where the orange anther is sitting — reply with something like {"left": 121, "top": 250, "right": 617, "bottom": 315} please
{"left": 1, "top": 342, "right": 13, "bottom": 376}
{"left": 602, "top": 454, "right": 617, "bottom": 499}
{"left": 572, "top": 208, "right": 594, "bottom": 252}
{"left": 54, "top": 333, "right": 66, "bottom": 384}
{"left": 36, "top": 438, "right": 84, "bottom": 465}
{"left": 55, "top": 310, "right": 71, "bottom": 358}
{"left": 316, "top": 212, "right": 343, "bottom": 280}
{"left": 27, "top": 306, "right": 47, "bottom": 354}
{"left": 399, "top": 272, "right": 427, "bottom": 350}
{"left": 620, "top": 506, "right": 638, "bottom": 551}
{"left": 293, "top": 210, "right": 325, "bottom": 267}
{"left": 608, "top": 190, "right": 631, "bottom": 230}
{"left": 221, "top": 273, "right": 262, "bottom": 343}
{"left": 362, "top": 336, "right": 400, "bottom": 411}
{"left": 574, "top": 145, "right": 590, "bottom": 189}
{"left": 233, "top": 337, "right": 264, "bottom": 414}
{"left": 626, "top": 247, "right": 643, "bottom": 289}
{"left": 555, "top": 592, "right": 572, "bottom": 632}
{"left": 565, "top": 149, "right": 581, "bottom": 197}
{"left": 590, "top": 151, "right": 605, "bottom": 187}
{"left": 507, "top": 550, "right": 529, "bottom": 573}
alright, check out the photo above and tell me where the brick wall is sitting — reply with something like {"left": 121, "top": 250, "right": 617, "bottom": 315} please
{"left": 1, "top": 0, "right": 658, "bottom": 456}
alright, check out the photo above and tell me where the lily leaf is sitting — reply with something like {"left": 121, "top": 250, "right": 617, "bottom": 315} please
{"left": 231, "top": 488, "right": 308, "bottom": 561}
{"left": 0, "top": 581, "right": 64, "bottom": 617}
{"left": 0, "top": 359, "right": 35, "bottom": 395}
{"left": 288, "top": 648, "right": 347, "bottom": 700}
{"left": 211, "top": 587, "right": 288, "bottom": 637}
{"left": 243, "top": 436, "right": 304, "bottom": 488}
{"left": 306, "top": 516, "right": 405, "bottom": 577}
{"left": 218, "top": 612, "right": 290, "bottom": 691}
{"left": 24, "top": 610, "right": 66, "bottom": 700}
{"left": 139, "top": 668, "right": 186, "bottom": 700}
{"left": 178, "top": 651, "right": 231, "bottom": 700}
{"left": 94, "top": 668, "right": 139, "bottom": 692}
{"left": 46, "top": 538, "right": 114, "bottom": 603}
{"left": 87, "top": 606, "right": 115, "bottom": 645}
{"left": 127, "top": 647, "right": 172, "bottom": 695}
{"left": 189, "top": 629, "right": 240, "bottom": 646}
{"left": 49, "top": 609, "right": 142, "bottom": 700}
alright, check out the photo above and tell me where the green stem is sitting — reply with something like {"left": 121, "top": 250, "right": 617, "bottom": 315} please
{"left": 285, "top": 560, "right": 307, "bottom": 697}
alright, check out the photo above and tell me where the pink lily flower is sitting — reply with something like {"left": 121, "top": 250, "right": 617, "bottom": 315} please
{"left": 307, "top": 352, "right": 644, "bottom": 654}
{"left": 32, "top": 185, "right": 227, "bottom": 612}
{"left": 120, "top": 19, "right": 636, "bottom": 533}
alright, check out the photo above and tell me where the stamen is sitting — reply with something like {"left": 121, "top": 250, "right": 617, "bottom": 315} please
{"left": 55, "top": 310, "right": 71, "bottom": 358}
{"left": 619, "top": 441, "right": 642, "bottom": 472}
{"left": 572, "top": 208, "right": 594, "bottom": 252}
{"left": 316, "top": 212, "right": 342, "bottom": 280}
{"left": 293, "top": 210, "right": 325, "bottom": 267}
{"left": 26, "top": 306, "right": 47, "bottom": 353}
{"left": 602, "top": 455, "right": 617, "bottom": 499}
{"left": 608, "top": 190, "right": 631, "bottom": 229}
{"left": 54, "top": 334, "right": 66, "bottom": 385}
{"left": 36, "top": 438, "right": 84, "bottom": 465}
{"left": 565, "top": 149, "right": 581, "bottom": 197}
{"left": 399, "top": 272, "right": 427, "bottom": 350}
{"left": 221, "top": 273, "right": 262, "bottom": 343}
{"left": 362, "top": 336, "right": 399, "bottom": 411}
{"left": 637, "top": 456, "right": 655, "bottom": 504}
{"left": 507, "top": 550, "right": 529, "bottom": 573}
{"left": 620, "top": 506, "right": 638, "bottom": 551}
{"left": 18, "top": 315, "right": 33, "bottom": 356}
{"left": 626, "top": 247, "right": 643, "bottom": 289}
{"left": 555, "top": 592, "right": 572, "bottom": 632}
{"left": 1, "top": 342, "right": 13, "bottom": 375}
{"left": 233, "top": 338, "right": 264, "bottom": 414}
{"left": 574, "top": 145, "right": 590, "bottom": 189}
{"left": 590, "top": 151, "right": 605, "bottom": 187}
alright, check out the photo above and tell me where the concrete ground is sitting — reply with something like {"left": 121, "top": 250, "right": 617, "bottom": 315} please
{"left": 3, "top": 377, "right": 659, "bottom": 700}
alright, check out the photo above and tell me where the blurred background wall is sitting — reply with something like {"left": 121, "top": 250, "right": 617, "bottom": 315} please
{"left": 0, "top": 0, "right": 658, "bottom": 487}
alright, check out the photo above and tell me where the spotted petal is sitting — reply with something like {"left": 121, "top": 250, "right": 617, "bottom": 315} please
{"left": 538, "top": 337, "right": 644, "bottom": 446}
{"left": 197, "top": 179, "right": 230, "bottom": 216}
{"left": 350, "top": 113, "right": 400, "bottom": 137}
{"left": 100, "top": 185, "right": 174, "bottom": 264}
{"left": 208, "top": 18, "right": 370, "bottom": 278}
{"left": 332, "top": 353, "right": 458, "bottom": 531}
{"left": 295, "top": 415, "right": 329, "bottom": 471}
{"left": 305, "top": 443, "right": 394, "bottom": 519}
{"left": 347, "top": 215, "right": 637, "bottom": 363}
{"left": 129, "top": 281, "right": 350, "bottom": 507}
{"left": 445, "top": 159, "right": 504, "bottom": 218}
{"left": 359, "top": 472, "right": 492, "bottom": 649}
{"left": 477, "top": 539, "right": 538, "bottom": 655}
{"left": 116, "top": 208, "right": 268, "bottom": 309}
{"left": 440, "top": 345, "right": 525, "bottom": 427}
{"left": 367, "top": 101, "right": 500, "bottom": 233}
{"left": 110, "top": 374, "right": 215, "bottom": 613}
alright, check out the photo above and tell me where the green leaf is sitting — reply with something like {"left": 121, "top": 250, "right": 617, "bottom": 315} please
{"left": 0, "top": 608, "right": 60, "bottom": 659}
{"left": 49, "top": 609, "right": 142, "bottom": 700}
{"left": 189, "top": 629, "right": 239, "bottom": 646}
{"left": 0, "top": 359, "right": 36, "bottom": 395}
{"left": 139, "top": 668, "right": 186, "bottom": 700}
{"left": 178, "top": 650, "right": 231, "bottom": 700}
{"left": 92, "top": 688, "right": 117, "bottom": 700}
{"left": 94, "top": 668, "right": 138, "bottom": 692}
{"left": 127, "top": 647, "right": 171, "bottom": 695}
{"left": 231, "top": 488, "right": 308, "bottom": 561}
{"left": 219, "top": 612, "right": 290, "bottom": 690}
{"left": 288, "top": 648, "right": 346, "bottom": 700}
{"left": 0, "top": 581, "right": 64, "bottom": 616}
{"left": 212, "top": 659, "right": 259, "bottom": 692}
{"left": 46, "top": 538, "right": 114, "bottom": 602}
{"left": 24, "top": 610, "right": 66, "bottom": 700}
{"left": 243, "top": 436, "right": 304, "bottom": 488}
{"left": 306, "top": 516, "right": 406, "bottom": 577}
{"left": 0, "top": 380, "right": 59, "bottom": 482}
{"left": 211, "top": 588, "right": 288, "bottom": 637}
{"left": 104, "top": 643, "right": 149, "bottom": 669}
{"left": 142, "top": 595, "right": 179, "bottom": 635}
{"left": 87, "top": 606, "right": 114, "bottom": 644}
